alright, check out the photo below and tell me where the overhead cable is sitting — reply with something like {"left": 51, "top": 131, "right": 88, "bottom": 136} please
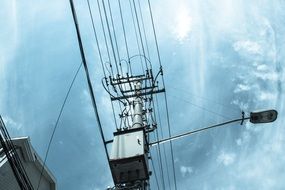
{"left": 132, "top": 0, "right": 148, "bottom": 70}
{"left": 147, "top": 0, "right": 178, "bottom": 188}
{"left": 0, "top": 116, "right": 34, "bottom": 190}
{"left": 137, "top": 0, "right": 151, "bottom": 60}
{"left": 150, "top": 151, "right": 160, "bottom": 190}
{"left": 101, "top": 0, "right": 120, "bottom": 75}
{"left": 117, "top": 0, "right": 132, "bottom": 74}
{"left": 128, "top": 0, "right": 145, "bottom": 73}
{"left": 87, "top": 0, "right": 119, "bottom": 130}
{"left": 36, "top": 63, "right": 82, "bottom": 190}
{"left": 107, "top": 0, "right": 123, "bottom": 76}
{"left": 155, "top": 95, "right": 172, "bottom": 189}
{"left": 69, "top": 0, "right": 113, "bottom": 183}
{"left": 96, "top": 0, "right": 114, "bottom": 77}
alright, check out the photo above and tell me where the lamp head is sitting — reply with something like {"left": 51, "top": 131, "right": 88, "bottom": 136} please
{"left": 250, "top": 109, "right": 278, "bottom": 124}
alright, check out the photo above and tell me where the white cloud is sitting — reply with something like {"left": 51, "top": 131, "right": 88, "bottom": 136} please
{"left": 236, "top": 131, "right": 251, "bottom": 146}
{"left": 180, "top": 165, "right": 193, "bottom": 177}
{"left": 233, "top": 84, "right": 251, "bottom": 93}
{"left": 217, "top": 151, "right": 236, "bottom": 166}
{"left": 233, "top": 40, "right": 262, "bottom": 55}
{"left": 259, "top": 91, "right": 276, "bottom": 101}
{"left": 231, "top": 99, "right": 249, "bottom": 111}
{"left": 256, "top": 64, "right": 269, "bottom": 71}
{"left": 253, "top": 71, "right": 279, "bottom": 81}
{"left": 1, "top": 116, "right": 22, "bottom": 130}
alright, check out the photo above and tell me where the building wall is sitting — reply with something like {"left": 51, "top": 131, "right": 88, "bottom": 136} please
{"left": 25, "top": 159, "right": 52, "bottom": 190}
{"left": 0, "top": 158, "right": 20, "bottom": 190}
{"left": 0, "top": 144, "right": 55, "bottom": 190}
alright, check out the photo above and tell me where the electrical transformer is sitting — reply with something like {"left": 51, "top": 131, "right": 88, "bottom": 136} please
{"left": 110, "top": 127, "right": 149, "bottom": 184}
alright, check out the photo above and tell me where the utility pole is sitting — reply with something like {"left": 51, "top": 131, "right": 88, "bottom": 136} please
{"left": 69, "top": 0, "right": 165, "bottom": 188}
{"left": 132, "top": 82, "right": 143, "bottom": 129}
{"left": 108, "top": 72, "right": 165, "bottom": 190}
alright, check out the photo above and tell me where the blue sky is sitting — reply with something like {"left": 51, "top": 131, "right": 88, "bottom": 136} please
{"left": 0, "top": 0, "right": 284, "bottom": 189}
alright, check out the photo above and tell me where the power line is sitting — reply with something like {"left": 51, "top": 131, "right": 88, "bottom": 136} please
{"left": 96, "top": 0, "right": 114, "bottom": 76}
{"left": 105, "top": 0, "right": 131, "bottom": 115}
{"left": 147, "top": 0, "right": 177, "bottom": 188}
{"left": 36, "top": 63, "right": 82, "bottom": 190}
{"left": 117, "top": 0, "right": 132, "bottom": 74}
{"left": 0, "top": 116, "right": 34, "bottom": 190}
{"left": 168, "top": 94, "right": 231, "bottom": 120}
{"left": 86, "top": 0, "right": 106, "bottom": 77}
{"left": 101, "top": 0, "right": 120, "bottom": 75}
{"left": 133, "top": 0, "right": 154, "bottom": 112}
{"left": 150, "top": 150, "right": 160, "bottom": 190}
{"left": 128, "top": 0, "right": 145, "bottom": 73}
{"left": 168, "top": 86, "right": 240, "bottom": 115}
{"left": 150, "top": 95, "right": 166, "bottom": 189}
{"left": 69, "top": 0, "right": 113, "bottom": 183}
{"left": 154, "top": 132, "right": 166, "bottom": 189}
{"left": 107, "top": 0, "right": 123, "bottom": 76}
{"left": 137, "top": 0, "right": 151, "bottom": 60}
{"left": 136, "top": 0, "right": 156, "bottom": 115}
{"left": 155, "top": 94, "right": 172, "bottom": 189}
{"left": 79, "top": 0, "right": 176, "bottom": 189}
{"left": 147, "top": 0, "right": 162, "bottom": 68}
{"left": 162, "top": 92, "right": 178, "bottom": 190}
{"left": 132, "top": 0, "right": 149, "bottom": 70}
{"left": 86, "top": 0, "right": 119, "bottom": 130}
{"left": 99, "top": 0, "right": 126, "bottom": 128}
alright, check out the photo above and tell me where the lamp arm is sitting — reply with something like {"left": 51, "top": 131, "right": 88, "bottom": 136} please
{"left": 149, "top": 117, "right": 250, "bottom": 146}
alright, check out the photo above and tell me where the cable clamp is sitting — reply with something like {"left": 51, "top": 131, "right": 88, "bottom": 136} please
{"left": 241, "top": 111, "right": 245, "bottom": 125}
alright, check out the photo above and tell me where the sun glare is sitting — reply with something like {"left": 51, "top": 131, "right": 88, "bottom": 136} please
{"left": 173, "top": 7, "right": 192, "bottom": 42}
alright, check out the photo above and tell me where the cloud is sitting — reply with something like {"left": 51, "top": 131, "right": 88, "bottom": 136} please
{"left": 0, "top": 0, "right": 19, "bottom": 52}
{"left": 256, "top": 64, "right": 269, "bottom": 71}
{"left": 217, "top": 151, "right": 236, "bottom": 166}
{"left": 258, "top": 91, "right": 277, "bottom": 101}
{"left": 180, "top": 165, "right": 193, "bottom": 177}
{"left": 236, "top": 131, "right": 251, "bottom": 146}
{"left": 253, "top": 71, "right": 279, "bottom": 81}
{"left": 233, "top": 84, "right": 251, "bottom": 93}
{"left": 1, "top": 116, "right": 22, "bottom": 131}
{"left": 0, "top": 1, "right": 19, "bottom": 105}
{"left": 1, "top": 0, "right": 284, "bottom": 189}
{"left": 231, "top": 99, "right": 249, "bottom": 111}
{"left": 234, "top": 130, "right": 285, "bottom": 189}
{"left": 233, "top": 40, "right": 262, "bottom": 55}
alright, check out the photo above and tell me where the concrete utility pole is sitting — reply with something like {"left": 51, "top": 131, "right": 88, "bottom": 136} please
{"left": 133, "top": 82, "right": 144, "bottom": 129}
{"left": 106, "top": 71, "right": 164, "bottom": 189}
{"left": 110, "top": 80, "right": 148, "bottom": 189}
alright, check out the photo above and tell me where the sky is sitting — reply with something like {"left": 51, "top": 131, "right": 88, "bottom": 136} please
{"left": 0, "top": 0, "right": 285, "bottom": 190}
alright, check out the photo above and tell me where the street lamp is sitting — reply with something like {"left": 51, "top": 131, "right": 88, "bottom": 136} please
{"left": 250, "top": 109, "right": 278, "bottom": 124}
{"left": 150, "top": 109, "right": 278, "bottom": 146}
